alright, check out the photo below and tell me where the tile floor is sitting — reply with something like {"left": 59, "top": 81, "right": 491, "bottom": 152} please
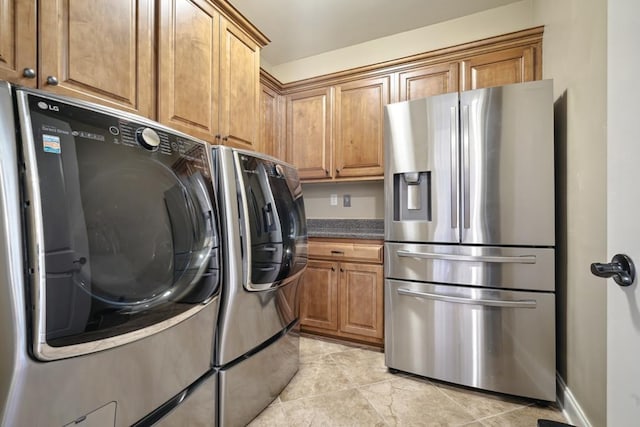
{"left": 248, "top": 336, "right": 569, "bottom": 427}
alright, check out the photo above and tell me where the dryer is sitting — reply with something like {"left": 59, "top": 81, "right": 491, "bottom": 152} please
{"left": 0, "top": 81, "right": 221, "bottom": 426}
{"left": 212, "top": 147, "right": 307, "bottom": 427}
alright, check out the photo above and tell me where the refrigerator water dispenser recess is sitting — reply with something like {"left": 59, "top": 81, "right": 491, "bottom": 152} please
{"left": 393, "top": 171, "right": 431, "bottom": 221}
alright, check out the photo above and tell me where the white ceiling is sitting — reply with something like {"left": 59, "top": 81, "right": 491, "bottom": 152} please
{"left": 229, "top": 0, "right": 524, "bottom": 66}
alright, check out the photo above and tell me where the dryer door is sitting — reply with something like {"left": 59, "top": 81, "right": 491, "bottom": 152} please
{"left": 18, "top": 91, "right": 220, "bottom": 360}
{"left": 235, "top": 152, "right": 307, "bottom": 290}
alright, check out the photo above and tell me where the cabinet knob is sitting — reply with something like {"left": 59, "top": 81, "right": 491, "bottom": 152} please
{"left": 340, "top": 268, "right": 344, "bottom": 272}
{"left": 22, "top": 68, "right": 36, "bottom": 79}
{"left": 336, "top": 168, "right": 340, "bottom": 174}
{"left": 215, "top": 134, "right": 221, "bottom": 140}
{"left": 331, "top": 267, "right": 335, "bottom": 271}
{"left": 222, "top": 136, "right": 229, "bottom": 142}
{"left": 46, "top": 76, "right": 59, "bottom": 86}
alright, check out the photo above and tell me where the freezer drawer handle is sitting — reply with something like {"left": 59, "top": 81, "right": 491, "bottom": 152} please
{"left": 397, "top": 288, "right": 537, "bottom": 308}
{"left": 396, "top": 250, "right": 536, "bottom": 264}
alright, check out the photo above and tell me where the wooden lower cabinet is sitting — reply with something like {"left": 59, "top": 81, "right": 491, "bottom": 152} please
{"left": 300, "top": 260, "right": 339, "bottom": 332}
{"left": 300, "top": 240, "right": 384, "bottom": 347}
{"left": 339, "top": 262, "right": 384, "bottom": 341}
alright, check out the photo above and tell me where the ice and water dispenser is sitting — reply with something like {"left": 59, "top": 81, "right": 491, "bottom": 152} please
{"left": 393, "top": 171, "right": 431, "bottom": 221}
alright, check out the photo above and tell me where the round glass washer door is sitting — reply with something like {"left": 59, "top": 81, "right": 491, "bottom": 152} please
{"left": 28, "top": 105, "right": 219, "bottom": 349}
{"left": 80, "top": 157, "right": 212, "bottom": 309}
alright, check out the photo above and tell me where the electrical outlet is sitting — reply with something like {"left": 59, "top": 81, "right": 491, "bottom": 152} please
{"left": 330, "top": 194, "right": 338, "bottom": 206}
{"left": 343, "top": 194, "right": 351, "bottom": 207}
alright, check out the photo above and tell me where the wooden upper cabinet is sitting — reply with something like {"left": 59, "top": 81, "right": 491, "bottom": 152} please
{"left": 286, "top": 87, "right": 333, "bottom": 180}
{"left": 158, "top": 2, "right": 262, "bottom": 147}
{"left": 158, "top": 0, "right": 219, "bottom": 141}
{"left": 219, "top": 18, "right": 261, "bottom": 151}
{"left": 460, "top": 45, "right": 539, "bottom": 91}
{"left": 39, "top": 0, "right": 155, "bottom": 117}
{"left": 260, "top": 81, "right": 284, "bottom": 159}
{"left": 0, "top": 0, "right": 36, "bottom": 86}
{"left": 334, "top": 75, "right": 390, "bottom": 178}
{"left": 398, "top": 62, "right": 459, "bottom": 101}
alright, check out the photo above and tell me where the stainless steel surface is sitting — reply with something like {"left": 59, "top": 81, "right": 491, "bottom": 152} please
{"left": 385, "top": 80, "right": 555, "bottom": 247}
{"left": 396, "top": 249, "right": 537, "bottom": 264}
{"left": 0, "top": 81, "right": 221, "bottom": 425}
{"left": 63, "top": 402, "right": 116, "bottom": 427}
{"left": 0, "top": 81, "right": 28, "bottom": 426}
{"left": 449, "top": 106, "right": 458, "bottom": 228}
{"left": 385, "top": 279, "right": 556, "bottom": 401}
{"left": 219, "top": 328, "right": 299, "bottom": 427}
{"left": 154, "top": 373, "right": 217, "bottom": 427}
{"left": 459, "top": 80, "right": 555, "bottom": 245}
{"left": 2, "top": 295, "right": 218, "bottom": 426}
{"left": 461, "top": 104, "right": 470, "bottom": 230}
{"left": 14, "top": 91, "right": 47, "bottom": 360}
{"left": 384, "top": 92, "right": 459, "bottom": 243}
{"left": 386, "top": 243, "right": 555, "bottom": 292}
{"left": 396, "top": 288, "right": 537, "bottom": 308}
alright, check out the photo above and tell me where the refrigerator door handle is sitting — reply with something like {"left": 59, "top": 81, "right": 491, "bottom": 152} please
{"left": 450, "top": 106, "right": 458, "bottom": 228}
{"left": 397, "top": 288, "right": 537, "bottom": 309}
{"left": 461, "top": 104, "right": 471, "bottom": 229}
{"left": 396, "top": 250, "right": 536, "bottom": 264}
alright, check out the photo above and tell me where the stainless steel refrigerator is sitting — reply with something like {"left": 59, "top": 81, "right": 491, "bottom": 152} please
{"left": 384, "top": 79, "right": 555, "bottom": 401}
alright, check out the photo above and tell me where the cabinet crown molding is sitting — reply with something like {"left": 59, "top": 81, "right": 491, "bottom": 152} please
{"left": 213, "top": 0, "right": 270, "bottom": 46}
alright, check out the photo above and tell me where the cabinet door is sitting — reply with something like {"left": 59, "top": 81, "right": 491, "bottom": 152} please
{"left": 286, "top": 87, "right": 333, "bottom": 180}
{"left": 398, "top": 62, "right": 459, "bottom": 101}
{"left": 334, "top": 75, "right": 390, "bottom": 178}
{"left": 219, "top": 18, "right": 261, "bottom": 150}
{"left": 460, "top": 46, "right": 538, "bottom": 91}
{"left": 300, "top": 260, "right": 339, "bottom": 332}
{"left": 158, "top": 0, "right": 219, "bottom": 141}
{"left": 39, "top": 0, "right": 154, "bottom": 117}
{"left": 260, "top": 82, "right": 284, "bottom": 159}
{"left": 0, "top": 0, "right": 36, "bottom": 86}
{"left": 339, "top": 262, "right": 383, "bottom": 340}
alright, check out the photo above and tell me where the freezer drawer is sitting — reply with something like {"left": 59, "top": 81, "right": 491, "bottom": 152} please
{"left": 385, "top": 279, "right": 556, "bottom": 401}
{"left": 385, "top": 243, "right": 555, "bottom": 292}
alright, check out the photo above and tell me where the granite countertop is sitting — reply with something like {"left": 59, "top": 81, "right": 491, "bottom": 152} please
{"left": 306, "top": 219, "right": 384, "bottom": 240}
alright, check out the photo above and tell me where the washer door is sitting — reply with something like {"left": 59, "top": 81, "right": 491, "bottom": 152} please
{"left": 20, "top": 92, "right": 219, "bottom": 359}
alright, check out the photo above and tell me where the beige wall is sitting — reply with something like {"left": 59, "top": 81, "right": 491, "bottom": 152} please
{"left": 302, "top": 182, "right": 384, "bottom": 219}
{"left": 270, "top": 0, "right": 535, "bottom": 83}
{"left": 532, "top": 1, "right": 607, "bottom": 426}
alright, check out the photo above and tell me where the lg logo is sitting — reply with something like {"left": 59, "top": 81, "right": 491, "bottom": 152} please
{"left": 37, "top": 101, "right": 60, "bottom": 112}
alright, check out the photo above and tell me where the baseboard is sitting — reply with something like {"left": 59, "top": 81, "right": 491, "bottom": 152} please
{"left": 556, "top": 373, "right": 592, "bottom": 427}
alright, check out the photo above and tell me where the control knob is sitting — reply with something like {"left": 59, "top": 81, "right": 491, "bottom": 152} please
{"left": 136, "top": 127, "right": 160, "bottom": 150}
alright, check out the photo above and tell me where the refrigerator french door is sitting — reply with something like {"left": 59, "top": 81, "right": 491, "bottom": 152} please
{"left": 384, "top": 80, "right": 556, "bottom": 401}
